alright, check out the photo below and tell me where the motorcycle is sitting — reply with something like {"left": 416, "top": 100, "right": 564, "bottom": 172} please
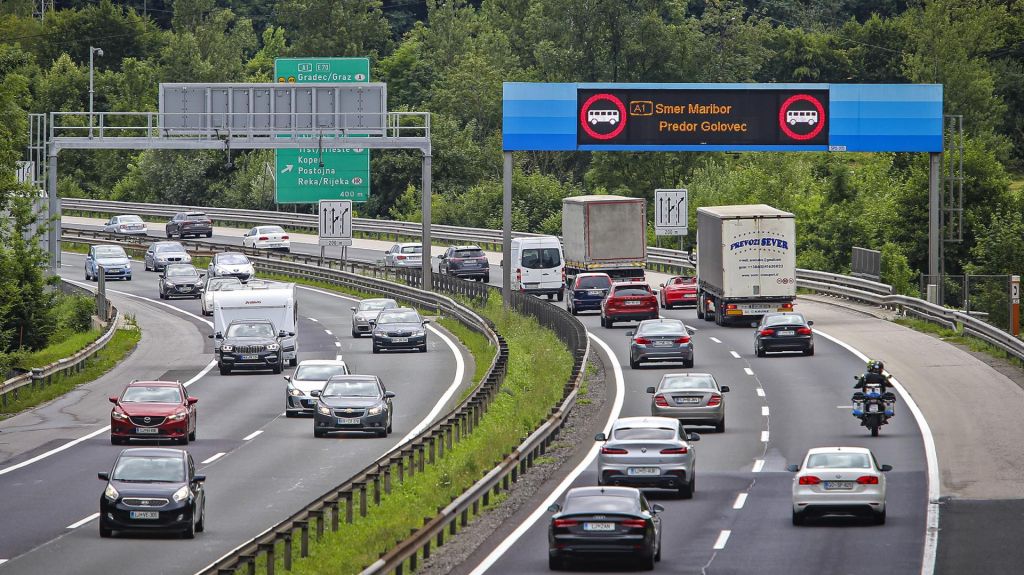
{"left": 851, "top": 376, "right": 896, "bottom": 437}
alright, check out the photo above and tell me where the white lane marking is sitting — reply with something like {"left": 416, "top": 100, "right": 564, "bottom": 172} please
{"left": 324, "top": 329, "right": 333, "bottom": 335}
{"left": 837, "top": 405, "right": 853, "bottom": 409}
{"left": 761, "top": 406, "right": 770, "bottom": 416}
{"left": 730, "top": 351, "right": 741, "bottom": 359}
{"left": 815, "top": 328, "right": 940, "bottom": 575}
{"left": 760, "top": 430, "right": 769, "bottom": 442}
{"left": 752, "top": 459, "right": 765, "bottom": 473}
{"left": 202, "top": 452, "right": 226, "bottom": 464}
{"left": 713, "top": 530, "right": 731, "bottom": 550}
{"left": 308, "top": 317, "right": 319, "bottom": 322}
{"left": 335, "top": 355, "right": 344, "bottom": 362}
{"left": 243, "top": 430, "right": 263, "bottom": 441}
{"left": 66, "top": 513, "right": 99, "bottom": 529}
{"left": 0, "top": 559, "right": 8, "bottom": 565}
{"left": 334, "top": 341, "right": 342, "bottom": 347}
{"left": 756, "top": 388, "right": 765, "bottom": 397}
{"left": 733, "top": 493, "right": 748, "bottom": 510}
{"left": 467, "top": 333, "right": 624, "bottom": 575}
{"left": 710, "top": 337, "right": 722, "bottom": 344}
{"left": 744, "top": 367, "right": 754, "bottom": 376}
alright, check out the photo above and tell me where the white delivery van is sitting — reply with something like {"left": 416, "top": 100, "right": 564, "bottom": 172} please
{"left": 510, "top": 236, "right": 565, "bottom": 300}
{"left": 213, "top": 280, "right": 300, "bottom": 366}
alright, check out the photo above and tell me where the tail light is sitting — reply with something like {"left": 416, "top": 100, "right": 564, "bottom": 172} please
{"left": 759, "top": 329, "right": 775, "bottom": 336}
{"left": 516, "top": 268, "right": 523, "bottom": 291}
{"left": 561, "top": 268, "right": 566, "bottom": 284}
{"left": 778, "top": 302, "right": 794, "bottom": 311}
{"left": 450, "top": 258, "right": 463, "bottom": 263}
{"left": 258, "top": 236, "right": 269, "bottom": 241}
{"left": 799, "top": 476, "right": 822, "bottom": 485}
{"left": 553, "top": 519, "right": 579, "bottom": 528}
{"left": 654, "top": 394, "right": 669, "bottom": 407}
{"left": 634, "top": 337, "right": 652, "bottom": 345}
{"left": 706, "top": 394, "right": 722, "bottom": 407}
{"left": 281, "top": 235, "right": 289, "bottom": 240}
{"left": 726, "top": 304, "right": 738, "bottom": 310}
{"left": 675, "top": 336, "right": 690, "bottom": 344}
{"left": 796, "top": 327, "right": 812, "bottom": 335}
{"left": 856, "top": 475, "right": 879, "bottom": 485}
{"left": 659, "top": 446, "right": 688, "bottom": 454}
{"left": 396, "top": 255, "right": 407, "bottom": 260}
{"left": 601, "top": 446, "right": 628, "bottom": 455}
{"left": 619, "top": 519, "right": 647, "bottom": 528}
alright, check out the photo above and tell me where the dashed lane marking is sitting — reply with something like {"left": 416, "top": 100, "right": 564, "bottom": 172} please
{"left": 710, "top": 337, "right": 722, "bottom": 343}
{"left": 243, "top": 430, "right": 263, "bottom": 441}
{"left": 67, "top": 513, "right": 99, "bottom": 529}
{"left": 730, "top": 351, "right": 741, "bottom": 359}
{"left": 762, "top": 406, "right": 770, "bottom": 416}
{"left": 752, "top": 459, "right": 765, "bottom": 473}
{"left": 713, "top": 530, "right": 731, "bottom": 550}
{"left": 202, "top": 452, "right": 226, "bottom": 464}
{"left": 733, "top": 493, "right": 748, "bottom": 510}
{"left": 324, "top": 329, "right": 333, "bottom": 335}
{"left": 744, "top": 367, "right": 754, "bottom": 376}
{"left": 760, "top": 430, "right": 770, "bottom": 442}
{"left": 756, "top": 388, "right": 765, "bottom": 397}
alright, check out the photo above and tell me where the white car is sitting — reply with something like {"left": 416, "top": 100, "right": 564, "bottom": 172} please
{"left": 284, "top": 359, "right": 350, "bottom": 417}
{"left": 788, "top": 446, "right": 891, "bottom": 526}
{"left": 242, "top": 225, "right": 291, "bottom": 252}
{"left": 383, "top": 243, "right": 423, "bottom": 268}
{"left": 208, "top": 252, "right": 255, "bottom": 282}
{"left": 102, "top": 214, "right": 148, "bottom": 235}
{"left": 200, "top": 275, "right": 243, "bottom": 316}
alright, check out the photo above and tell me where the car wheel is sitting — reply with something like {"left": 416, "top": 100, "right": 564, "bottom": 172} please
{"left": 285, "top": 410, "right": 297, "bottom": 418}
{"left": 715, "top": 417, "right": 725, "bottom": 433}
{"left": 178, "top": 434, "right": 189, "bottom": 446}
{"left": 484, "top": 274, "right": 490, "bottom": 283}
{"left": 182, "top": 513, "right": 196, "bottom": 539}
{"left": 195, "top": 501, "right": 205, "bottom": 533}
{"left": 99, "top": 523, "right": 113, "bottom": 538}
{"left": 272, "top": 364, "right": 283, "bottom": 374}
{"left": 376, "top": 428, "right": 387, "bottom": 438}
{"left": 803, "top": 346, "right": 814, "bottom": 356}
{"left": 755, "top": 345, "right": 766, "bottom": 358}
{"left": 873, "top": 508, "right": 886, "bottom": 525}
{"left": 683, "top": 358, "right": 694, "bottom": 368}
{"left": 557, "top": 289, "right": 564, "bottom": 302}
{"left": 144, "top": 260, "right": 150, "bottom": 271}
{"left": 387, "top": 417, "right": 393, "bottom": 434}
{"left": 606, "top": 318, "right": 614, "bottom": 327}
{"left": 206, "top": 231, "right": 213, "bottom": 238}
{"left": 419, "top": 345, "right": 427, "bottom": 353}
{"left": 629, "top": 357, "right": 639, "bottom": 369}
{"left": 125, "top": 276, "right": 132, "bottom": 282}
{"left": 159, "top": 291, "right": 166, "bottom": 300}
{"left": 548, "top": 556, "right": 564, "bottom": 571}
{"left": 372, "top": 345, "right": 380, "bottom": 354}
{"left": 641, "top": 549, "right": 656, "bottom": 571}
{"left": 219, "top": 366, "right": 231, "bottom": 376}
{"left": 188, "top": 427, "right": 196, "bottom": 442}
{"left": 792, "top": 510, "right": 806, "bottom": 526}
{"left": 110, "top": 435, "right": 123, "bottom": 445}
{"left": 314, "top": 428, "right": 326, "bottom": 438}
{"left": 599, "top": 315, "right": 606, "bottom": 327}
{"left": 655, "top": 538, "right": 662, "bottom": 561}
{"left": 352, "top": 329, "right": 360, "bottom": 338}
{"left": 289, "top": 357, "right": 298, "bottom": 367}
{"left": 679, "top": 475, "right": 695, "bottom": 499}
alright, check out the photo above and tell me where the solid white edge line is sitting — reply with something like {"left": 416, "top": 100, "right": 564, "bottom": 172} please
{"left": 243, "top": 430, "right": 263, "bottom": 441}
{"left": 733, "top": 493, "right": 748, "bottom": 510}
{"left": 744, "top": 367, "right": 754, "bottom": 376}
{"left": 324, "top": 329, "right": 332, "bottom": 335}
{"left": 202, "top": 452, "right": 226, "bottom": 464}
{"left": 814, "top": 328, "right": 940, "bottom": 575}
{"left": 710, "top": 337, "right": 722, "bottom": 344}
{"left": 730, "top": 350, "right": 741, "bottom": 359}
{"left": 335, "top": 355, "right": 344, "bottom": 362}
{"left": 756, "top": 388, "right": 765, "bottom": 397}
{"left": 308, "top": 317, "right": 319, "bottom": 322}
{"left": 752, "top": 459, "right": 765, "bottom": 473}
{"left": 66, "top": 513, "right": 99, "bottom": 529}
{"left": 334, "top": 341, "right": 342, "bottom": 347}
{"left": 467, "top": 333, "right": 625, "bottom": 575}
{"left": 760, "top": 430, "right": 770, "bottom": 442}
{"left": 713, "top": 530, "right": 731, "bottom": 550}
{"left": 0, "top": 559, "right": 8, "bottom": 565}
{"left": 761, "top": 406, "right": 770, "bottom": 417}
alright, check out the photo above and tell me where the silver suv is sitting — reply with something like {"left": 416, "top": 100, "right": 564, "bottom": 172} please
{"left": 595, "top": 416, "right": 700, "bottom": 499}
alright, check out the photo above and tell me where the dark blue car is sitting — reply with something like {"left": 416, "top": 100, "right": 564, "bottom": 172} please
{"left": 566, "top": 273, "right": 613, "bottom": 315}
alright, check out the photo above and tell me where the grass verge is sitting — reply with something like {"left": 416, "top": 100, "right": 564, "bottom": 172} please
{"left": 247, "top": 295, "right": 571, "bottom": 574}
{"left": 893, "top": 317, "right": 1024, "bottom": 368}
{"left": 17, "top": 329, "right": 103, "bottom": 369}
{"left": 1, "top": 319, "right": 142, "bottom": 421}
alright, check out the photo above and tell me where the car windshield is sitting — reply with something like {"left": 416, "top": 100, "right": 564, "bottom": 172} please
{"left": 639, "top": 322, "right": 685, "bottom": 335}
{"left": 669, "top": 276, "right": 696, "bottom": 285}
{"left": 613, "top": 427, "right": 676, "bottom": 440}
{"left": 94, "top": 247, "right": 126, "bottom": 258}
{"left": 294, "top": 365, "right": 349, "bottom": 381}
{"left": 323, "top": 379, "right": 379, "bottom": 397}
{"left": 806, "top": 453, "right": 871, "bottom": 469}
{"left": 155, "top": 244, "right": 184, "bottom": 253}
{"left": 185, "top": 213, "right": 208, "bottom": 220}
{"left": 260, "top": 226, "right": 286, "bottom": 234}
{"left": 120, "top": 215, "right": 143, "bottom": 223}
{"left": 121, "top": 386, "right": 182, "bottom": 403}
{"left": 359, "top": 300, "right": 395, "bottom": 311}
{"left": 521, "top": 248, "right": 561, "bottom": 270}
{"left": 563, "top": 495, "right": 638, "bottom": 515}
{"left": 660, "top": 375, "right": 716, "bottom": 390}
{"left": 377, "top": 311, "right": 420, "bottom": 324}
{"left": 218, "top": 254, "right": 249, "bottom": 265}
{"left": 208, "top": 278, "right": 241, "bottom": 291}
{"left": 454, "top": 248, "right": 484, "bottom": 258}
{"left": 613, "top": 285, "right": 651, "bottom": 296}
{"left": 111, "top": 456, "right": 185, "bottom": 482}
{"left": 225, "top": 323, "right": 275, "bottom": 338}
{"left": 165, "top": 266, "right": 197, "bottom": 277}
{"left": 766, "top": 315, "right": 807, "bottom": 327}
{"left": 400, "top": 245, "right": 422, "bottom": 254}
{"left": 577, "top": 276, "right": 611, "bottom": 289}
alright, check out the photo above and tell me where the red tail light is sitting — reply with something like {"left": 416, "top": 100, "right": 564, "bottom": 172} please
{"left": 706, "top": 394, "right": 722, "bottom": 407}
{"left": 619, "top": 519, "right": 647, "bottom": 528}
{"left": 726, "top": 304, "right": 738, "bottom": 310}
{"left": 675, "top": 336, "right": 690, "bottom": 344}
{"left": 601, "top": 446, "right": 628, "bottom": 455}
{"left": 634, "top": 337, "right": 652, "bottom": 345}
{"left": 856, "top": 475, "right": 879, "bottom": 485}
{"left": 258, "top": 236, "right": 269, "bottom": 241}
{"left": 562, "top": 268, "right": 566, "bottom": 284}
{"left": 796, "top": 327, "right": 812, "bottom": 335}
{"left": 281, "top": 235, "right": 289, "bottom": 240}
{"left": 759, "top": 329, "right": 775, "bottom": 336}
{"left": 396, "top": 255, "right": 407, "bottom": 260}
{"left": 654, "top": 394, "right": 669, "bottom": 407}
{"left": 516, "top": 268, "right": 524, "bottom": 291}
{"left": 553, "top": 519, "right": 579, "bottom": 528}
{"left": 450, "top": 258, "right": 463, "bottom": 263}
{"left": 778, "top": 302, "right": 794, "bottom": 311}
{"left": 659, "top": 446, "right": 688, "bottom": 455}
{"left": 799, "top": 476, "right": 822, "bottom": 485}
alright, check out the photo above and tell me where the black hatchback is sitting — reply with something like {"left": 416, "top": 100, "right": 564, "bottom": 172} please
{"left": 753, "top": 312, "right": 814, "bottom": 356}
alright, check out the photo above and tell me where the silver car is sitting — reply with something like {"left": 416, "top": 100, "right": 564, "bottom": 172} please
{"left": 383, "top": 243, "right": 423, "bottom": 268}
{"left": 350, "top": 298, "right": 398, "bottom": 337}
{"left": 595, "top": 416, "right": 700, "bottom": 499}
{"left": 144, "top": 241, "right": 192, "bottom": 272}
{"left": 646, "top": 373, "right": 730, "bottom": 433}
{"left": 788, "top": 447, "right": 891, "bottom": 525}
{"left": 284, "top": 359, "right": 350, "bottom": 417}
{"left": 200, "top": 276, "right": 243, "bottom": 316}
{"left": 627, "top": 318, "right": 694, "bottom": 369}
{"left": 102, "top": 214, "right": 148, "bottom": 235}
{"left": 208, "top": 252, "right": 255, "bottom": 282}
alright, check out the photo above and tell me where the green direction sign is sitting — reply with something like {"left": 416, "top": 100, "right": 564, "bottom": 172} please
{"left": 274, "top": 57, "right": 370, "bottom": 204}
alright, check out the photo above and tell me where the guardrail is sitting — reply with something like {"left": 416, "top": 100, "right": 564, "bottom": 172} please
{"left": 0, "top": 280, "right": 119, "bottom": 411}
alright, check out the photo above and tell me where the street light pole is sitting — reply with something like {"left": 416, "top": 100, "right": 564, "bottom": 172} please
{"left": 88, "top": 46, "right": 103, "bottom": 138}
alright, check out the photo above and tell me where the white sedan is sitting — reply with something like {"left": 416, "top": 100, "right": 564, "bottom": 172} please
{"left": 788, "top": 446, "right": 891, "bottom": 525}
{"left": 102, "top": 214, "right": 148, "bottom": 235}
{"left": 242, "top": 226, "right": 290, "bottom": 251}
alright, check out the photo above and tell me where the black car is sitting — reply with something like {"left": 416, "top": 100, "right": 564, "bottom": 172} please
{"left": 371, "top": 308, "right": 430, "bottom": 353}
{"left": 159, "top": 264, "right": 203, "bottom": 300}
{"left": 753, "top": 312, "right": 815, "bottom": 356}
{"left": 438, "top": 245, "right": 490, "bottom": 282}
{"left": 312, "top": 375, "right": 395, "bottom": 438}
{"left": 547, "top": 486, "right": 663, "bottom": 571}
{"left": 211, "top": 319, "right": 292, "bottom": 375}
{"left": 566, "top": 273, "right": 613, "bottom": 315}
{"left": 166, "top": 211, "right": 213, "bottom": 239}
{"left": 98, "top": 448, "right": 206, "bottom": 538}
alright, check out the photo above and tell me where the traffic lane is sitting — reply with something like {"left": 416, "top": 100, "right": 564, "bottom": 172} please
{"left": 935, "top": 499, "right": 1024, "bottom": 575}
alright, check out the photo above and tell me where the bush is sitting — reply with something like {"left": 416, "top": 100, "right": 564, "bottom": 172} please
{"left": 49, "top": 294, "right": 96, "bottom": 344}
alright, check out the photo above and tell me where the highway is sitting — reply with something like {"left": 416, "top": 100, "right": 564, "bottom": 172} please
{"left": 0, "top": 251, "right": 471, "bottom": 574}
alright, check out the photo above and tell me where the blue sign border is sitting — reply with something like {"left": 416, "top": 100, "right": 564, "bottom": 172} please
{"left": 503, "top": 82, "right": 943, "bottom": 153}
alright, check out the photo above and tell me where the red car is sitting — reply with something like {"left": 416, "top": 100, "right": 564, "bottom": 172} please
{"left": 110, "top": 381, "right": 198, "bottom": 445}
{"left": 659, "top": 275, "right": 698, "bottom": 309}
{"left": 600, "top": 282, "right": 659, "bottom": 327}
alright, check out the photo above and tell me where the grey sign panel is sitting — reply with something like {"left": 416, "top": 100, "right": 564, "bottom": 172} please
{"left": 318, "top": 200, "right": 353, "bottom": 247}
{"left": 851, "top": 246, "right": 881, "bottom": 281}
{"left": 158, "top": 83, "right": 387, "bottom": 136}
{"left": 655, "top": 188, "right": 688, "bottom": 236}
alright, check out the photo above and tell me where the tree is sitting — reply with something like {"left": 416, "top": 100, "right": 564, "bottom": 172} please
{"left": 0, "top": 187, "right": 57, "bottom": 352}
{"left": 275, "top": 0, "right": 392, "bottom": 59}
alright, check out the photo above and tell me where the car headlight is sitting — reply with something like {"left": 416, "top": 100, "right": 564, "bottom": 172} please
{"left": 266, "top": 343, "right": 280, "bottom": 351}
{"left": 165, "top": 280, "right": 174, "bottom": 287}
{"left": 317, "top": 404, "right": 331, "bottom": 416}
{"left": 367, "top": 405, "right": 384, "bottom": 416}
{"left": 221, "top": 345, "right": 234, "bottom": 352}
{"left": 172, "top": 485, "right": 191, "bottom": 503}
{"left": 412, "top": 330, "right": 425, "bottom": 337}
{"left": 111, "top": 410, "right": 128, "bottom": 420}
{"left": 166, "top": 410, "right": 188, "bottom": 422}
{"left": 104, "top": 483, "right": 119, "bottom": 502}
{"left": 288, "top": 386, "right": 303, "bottom": 396}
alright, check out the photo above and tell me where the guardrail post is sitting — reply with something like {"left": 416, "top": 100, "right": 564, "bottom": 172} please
{"left": 283, "top": 533, "right": 292, "bottom": 571}
{"left": 357, "top": 483, "right": 368, "bottom": 517}
{"left": 240, "top": 555, "right": 256, "bottom": 575}
{"left": 445, "top": 424, "right": 453, "bottom": 451}
{"left": 397, "top": 453, "right": 405, "bottom": 483}
{"left": 404, "top": 449, "right": 415, "bottom": 479}
{"left": 297, "top": 520, "right": 309, "bottom": 557}
{"left": 461, "top": 508, "right": 469, "bottom": 528}
{"left": 511, "top": 463, "right": 518, "bottom": 483}
{"left": 384, "top": 466, "right": 392, "bottom": 495}
{"left": 449, "top": 514, "right": 457, "bottom": 536}
{"left": 417, "top": 444, "right": 425, "bottom": 472}
{"left": 312, "top": 509, "right": 324, "bottom": 540}
{"left": 344, "top": 492, "right": 354, "bottom": 524}
{"left": 436, "top": 429, "right": 445, "bottom": 459}
{"left": 373, "top": 475, "right": 381, "bottom": 506}
{"left": 259, "top": 542, "right": 275, "bottom": 575}
{"left": 330, "top": 499, "right": 340, "bottom": 531}
{"left": 31, "top": 368, "right": 43, "bottom": 390}
{"left": 422, "top": 518, "right": 432, "bottom": 559}
{"left": 409, "top": 535, "right": 418, "bottom": 570}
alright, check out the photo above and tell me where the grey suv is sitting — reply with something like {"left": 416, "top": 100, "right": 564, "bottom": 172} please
{"left": 438, "top": 245, "right": 490, "bottom": 282}
{"left": 211, "top": 319, "right": 292, "bottom": 375}
{"left": 166, "top": 212, "right": 213, "bottom": 239}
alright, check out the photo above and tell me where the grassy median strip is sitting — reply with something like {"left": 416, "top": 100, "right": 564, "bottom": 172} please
{"left": 247, "top": 296, "right": 571, "bottom": 575}
{"left": 894, "top": 317, "right": 1024, "bottom": 368}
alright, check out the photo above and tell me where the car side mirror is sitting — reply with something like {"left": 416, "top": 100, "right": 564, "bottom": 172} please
{"left": 422, "top": 319, "right": 431, "bottom": 325}
{"left": 547, "top": 503, "right": 561, "bottom": 513}
{"left": 659, "top": 283, "right": 665, "bottom": 288}
{"left": 368, "top": 320, "right": 376, "bottom": 327}
{"left": 283, "top": 375, "right": 291, "bottom": 382}
{"left": 158, "top": 274, "right": 165, "bottom": 279}
{"left": 214, "top": 333, "right": 223, "bottom": 339}
{"left": 594, "top": 432, "right": 607, "bottom": 442}
{"left": 187, "top": 397, "right": 198, "bottom": 405}
{"left": 193, "top": 474, "right": 206, "bottom": 483}
{"left": 652, "top": 504, "right": 665, "bottom": 514}
{"left": 108, "top": 396, "right": 118, "bottom": 404}
{"left": 626, "top": 330, "right": 635, "bottom": 336}
{"left": 384, "top": 391, "right": 396, "bottom": 398}
{"left": 880, "top": 464, "right": 893, "bottom": 472}
{"left": 310, "top": 390, "right": 321, "bottom": 397}
{"left": 853, "top": 375, "right": 860, "bottom": 381}
{"left": 750, "top": 321, "right": 758, "bottom": 328}
{"left": 786, "top": 464, "right": 800, "bottom": 473}
{"left": 645, "top": 386, "right": 656, "bottom": 394}
{"left": 98, "top": 472, "right": 109, "bottom": 481}
{"left": 278, "top": 330, "right": 288, "bottom": 338}
{"left": 350, "top": 307, "right": 356, "bottom": 312}
{"left": 687, "top": 433, "right": 700, "bottom": 442}
{"left": 720, "top": 385, "right": 730, "bottom": 393}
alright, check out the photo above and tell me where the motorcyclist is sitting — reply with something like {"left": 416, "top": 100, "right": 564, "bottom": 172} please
{"left": 854, "top": 360, "right": 891, "bottom": 395}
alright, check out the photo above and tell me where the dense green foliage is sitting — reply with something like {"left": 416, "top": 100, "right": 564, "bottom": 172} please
{"left": 2, "top": 0, "right": 1023, "bottom": 293}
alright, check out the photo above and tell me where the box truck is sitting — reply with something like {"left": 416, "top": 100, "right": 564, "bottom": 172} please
{"left": 695, "top": 204, "right": 796, "bottom": 325}
{"left": 212, "top": 280, "right": 300, "bottom": 366}
{"left": 562, "top": 195, "right": 648, "bottom": 286}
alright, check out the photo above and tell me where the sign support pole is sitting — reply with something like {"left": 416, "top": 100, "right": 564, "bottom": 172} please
{"left": 502, "top": 152, "right": 512, "bottom": 308}
{"left": 421, "top": 152, "right": 432, "bottom": 290}
{"left": 927, "top": 152, "right": 942, "bottom": 302}
{"left": 47, "top": 145, "right": 59, "bottom": 274}
{"left": 1011, "top": 275, "right": 1020, "bottom": 337}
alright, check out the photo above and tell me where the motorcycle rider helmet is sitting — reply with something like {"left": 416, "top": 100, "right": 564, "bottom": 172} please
{"left": 867, "top": 360, "right": 884, "bottom": 374}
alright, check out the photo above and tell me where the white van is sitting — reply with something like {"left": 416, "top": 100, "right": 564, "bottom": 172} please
{"left": 510, "top": 236, "right": 565, "bottom": 300}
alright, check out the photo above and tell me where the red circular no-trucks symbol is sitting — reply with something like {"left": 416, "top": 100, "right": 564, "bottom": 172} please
{"left": 779, "top": 94, "right": 826, "bottom": 141}
{"left": 580, "top": 93, "right": 627, "bottom": 140}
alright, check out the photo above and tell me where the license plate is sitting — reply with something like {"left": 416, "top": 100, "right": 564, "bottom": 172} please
{"left": 391, "top": 337, "right": 409, "bottom": 343}
{"left": 240, "top": 354, "right": 259, "bottom": 360}
{"left": 588, "top": 290, "right": 603, "bottom": 296}
{"left": 653, "top": 341, "right": 672, "bottom": 347}
{"left": 337, "top": 417, "right": 361, "bottom": 425}
{"left": 778, "top": 330, "right": 795, "bottom": 336}
{"left": 627, "top": 467, "right": 659, "bottom": 476}
{"left": 525, "top": 282, "right": 539, "bottom": 288}
{"left": 678, "top": 397, "right": 701, "bottom": 404}
{"left": 269, "top": 243, "right": 281, "bottom": 248}
{"left": 583, "top": 522, "right": 615, "bottom": 531}
{"left": 625, "top": 301, "right": 643, "bottom": 306}
{"left": 824, "top": 481, "right": 854, "bottom": 490}
{"left": 130, "top": 511, "right": 160, "bottom": 520}
{"left": 135, "top": 427, "right": 159, "bottom": 434}
{"left": 868, "top": 404, "right": 880, "bottom": 413}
